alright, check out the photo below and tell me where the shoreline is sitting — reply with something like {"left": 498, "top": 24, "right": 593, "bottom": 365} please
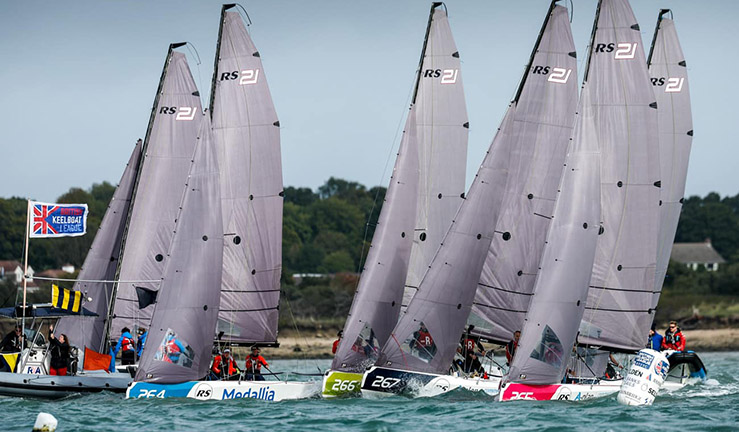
{"left": 252, "top": 328, "right": 739, "bottom": 360}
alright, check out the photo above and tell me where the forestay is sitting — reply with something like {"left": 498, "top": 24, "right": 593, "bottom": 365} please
{"left": 111, "top": 47, "right": 202, "bottom": 337}
{"left": 136, "top": 115, "right": 223, "bottom": 383}
{"left": 210, "top": 8, "right": 283, "bottom": 345}
{"left": 506, "top": 0, "right": 605, "bottom": 385}
{"left": 469, "top": 2, "right": 578, "bottom": 345}
{"left": 55, "top": 141, "right": 142, "bottom": 353}
{"left": 648, "top": 11, "right": 693, "bottom": 320}
{"left": 401, "top": 3, "right": 468, "bottom": 310}
{"left": 579, "top": 0, "right": 661, "bottom": 353}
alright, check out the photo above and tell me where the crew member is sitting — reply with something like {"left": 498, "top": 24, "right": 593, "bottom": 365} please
{"left": 245, "top": 346, "right": 269, "bottom": 381}
{"left": 211, "top": 348, "right": 240, "bottom": 380}
{"left": 113, "top": 327, "right": 136, "bottom": 365}
{"left": 0, "top": 325, "right": 25, "bottom": 353}
{"left": 136, "top": 327, "right": 148, "bottom": 359}
{"left": 48, "top": 325, "right": 70, "bottom": 376}
{"left": 460, "top": 325, "right": 485, "bottom": 374}
{"left": 661, "top": 321, "right": 686, "bottom": 351}
{"left": 332, "top": 330, "right": 343, "bottom": 354}
{"left": 410, "top": 322, "right": 436, "bottom": 361}
{"left": 647, "top": 324, "right": 663, "bottom": 351}
{"left": 164, "top": 334, "right": 186, "bottom": 364}
{"left": 505, "top": 330, "right": 521, "bottom": 365}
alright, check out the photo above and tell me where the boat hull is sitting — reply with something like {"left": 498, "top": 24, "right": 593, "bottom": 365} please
{"left": 321, "top": 370, "right": 363, "bottom": 398}
{"left": 126, "top": 379, "right": 320, "bottom": 401}
{"left": 360, "top": 366, "right": 500, "bottom": 398}
{"left": 498, "top": 380, "right": 622, "bottom": 401}
{"left": 0, "top": 371, "right": 131, "bottom": 399}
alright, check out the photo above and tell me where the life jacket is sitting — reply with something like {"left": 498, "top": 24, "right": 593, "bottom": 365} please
{"left": 463, "top": 337, "right": 476, "bottom": 354}
{"left": 212, "top": 355, "right": 237, "bottom": 376}
{"left": 245, "top": 355, "right": 266, "bottom": 372}
{"left": 663, "top": 330, "right": 685, "bottom": 351}
{"left": 418, "top": 330, "right": 433, "bottom": 347}
{"left": 121, "top": 336, "right": 134, "bottom": 353}
{"left": 505, "top": 340, "right": 518, "bottom": 363}
{"left": 332, "top": 339, "right": 340, "bottom": 354}
{"left": 166, "top": 339, "right": 181, "bottom": 362}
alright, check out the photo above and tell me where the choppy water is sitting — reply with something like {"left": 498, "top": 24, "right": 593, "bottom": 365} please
{"left": 4, "top": 353, "right": 738, "bottom": 431}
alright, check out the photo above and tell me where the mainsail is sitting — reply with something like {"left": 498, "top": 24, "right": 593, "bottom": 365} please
{"left": 210, "top": 6, "right": 283, "bottom": 345}
{"left": 648, "top": 10, "right": 693, "bottom": 315}
{"left": 136, "top": 115, "right": 223, "bottom": 383}
{"left": 55, "top": 141, "right": 142, "bottom": 353}
{"left": 401, "top": 2, "right": 468, "bottom": 310}
{"left": 110, "top": 45, "right": 203, "bottom": 337}
{"left": 469, "top": 0, "right": 578, "bottom": 345}
{"left": 579, "top": 0, "right": 661, "bottom": 353}
{"left": 506, "top": 0, "right": 607, "bottom": 386}
{"left": 377, "top": 2, "right": 578, "bottom": 376}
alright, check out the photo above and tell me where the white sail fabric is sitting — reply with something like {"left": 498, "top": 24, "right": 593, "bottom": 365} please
{"left": 648, "top": 13, "right": 693, "bottom": 318}
{"left": 111, "top": 49, "right": 202, "bottom": 336}
{"left": 211, "top": 9, "right": 283, "bottom": 344}
{"left": 55, "top": 141, "right": 142, "bottom": 353}
{"left": 136, "top": 115, "right": 223, "bottom": 383}
{"left": 579, "top": 0, "right": 660, "bottom": 353}
{"left": 331, "top": 112, "right": 419, "bottom": 372}
{"left": 401, "top": 5, "right": 467, "bottom": 309}
{"left": 469, "top": 3, "right": 578, "bottom": 345}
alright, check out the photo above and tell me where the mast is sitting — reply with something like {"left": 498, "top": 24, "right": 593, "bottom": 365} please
{"left": 647, "top": 9, "right": 671, "bottom": 66}
{"left": 103, "top": 43, "right": 182, "bottom": 348}
{"left": 209, "top": 4, "right": 234, "bottom": 117}
{"left": 410, "top": 2, "right": 443, "bottom": 105}
{"left": 512, "top": 0, "right": 560, "bottom": 103}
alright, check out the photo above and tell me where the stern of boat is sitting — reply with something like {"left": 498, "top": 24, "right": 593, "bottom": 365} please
{"left": 322, "top": 370, "right": 362, "bottom": 398}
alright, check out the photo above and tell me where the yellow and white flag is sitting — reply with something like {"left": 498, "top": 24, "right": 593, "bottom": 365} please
{"left": 51, "top": 284, "right": 82, "bottom": 313}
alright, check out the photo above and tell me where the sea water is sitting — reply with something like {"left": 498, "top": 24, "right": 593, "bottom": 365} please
{"left": 2, "top": 353, "right": 737, "bottom": 431}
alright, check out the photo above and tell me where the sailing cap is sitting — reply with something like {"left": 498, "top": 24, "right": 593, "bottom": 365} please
{"left": 223, "top": 348, "right": 231, "bottom": 353}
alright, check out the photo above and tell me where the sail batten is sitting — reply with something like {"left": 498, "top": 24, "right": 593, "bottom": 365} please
{"left": 211, "top": 9, "right": 283, "bottom": 345}
{"left": 110, "top": 48, "right": 203, "bottom": 337}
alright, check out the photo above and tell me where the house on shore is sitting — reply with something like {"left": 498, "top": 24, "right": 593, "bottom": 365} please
{"left": 671, "top": 238, "right": 726, "bottom": 271}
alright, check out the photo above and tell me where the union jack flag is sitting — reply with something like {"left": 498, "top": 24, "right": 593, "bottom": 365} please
{"left": 29, "top": 201, "right": 88, "bottom": 238}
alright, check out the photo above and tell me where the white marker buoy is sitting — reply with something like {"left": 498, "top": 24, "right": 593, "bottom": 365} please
{"left": 617, "top": 348, "right": 670, "bottom": 406}
{"left": 32, "top": 412, "right": 57, "bottom": 432}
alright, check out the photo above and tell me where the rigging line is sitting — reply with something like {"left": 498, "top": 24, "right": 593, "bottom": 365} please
{"left": 186, "top": 42, "right": 205, "bottom": 110}
{"left": 282, "top": 292, "right": 322, "bottom": 373}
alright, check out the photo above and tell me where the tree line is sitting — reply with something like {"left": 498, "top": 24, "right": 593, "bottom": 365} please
{"left": 0, "top": 179, "right": 737, "bottom": 324}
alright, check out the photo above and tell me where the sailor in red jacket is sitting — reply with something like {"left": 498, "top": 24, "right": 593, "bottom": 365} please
{"left": 245, "top": 346, "right": 269, "bottom": 381}
{"left": 661, "top": 321, "right": 686, "bottom": 351}
{"left": 332, "top": 330, "right": 343, "bottom": 354}
{"left": 211, "top": 348, "right": 240, "bottom": 380}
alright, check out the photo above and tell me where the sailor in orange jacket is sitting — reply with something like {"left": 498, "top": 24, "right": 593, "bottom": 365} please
{"left": 211, "top": 348, "right": 240, "bottom": 380}
{"left": 245, "top": 346, "right": 269, "bottom": 381}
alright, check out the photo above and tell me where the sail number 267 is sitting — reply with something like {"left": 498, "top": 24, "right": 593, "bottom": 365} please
{"left": 371, "top": 376, "right": 401, "bottom": 389}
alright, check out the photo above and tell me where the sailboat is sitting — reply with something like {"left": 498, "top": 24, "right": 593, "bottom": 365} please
{"left": 499, "top": 0, "right": 659, "bottom": 402}
{"left": 575, "top": 5, "right": 707, "bottom": 394}
{"left": 322, "top": 1, "right": 466, "bottom": 398}
{"left": 360, "top": 0, "right": 578, "bottom": 398}
{"left": 127, "top": 5, "right": 318, "bottom": 401}
{"left": 0, "top": 41, "right": 201, "bottom": 398}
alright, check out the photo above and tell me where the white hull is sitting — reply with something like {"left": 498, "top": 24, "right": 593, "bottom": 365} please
{"left": 127, "top": 379, "right": 320, "bottom": 402}
{"left": 360, "top": 366, "right": 500, "bottom": 398}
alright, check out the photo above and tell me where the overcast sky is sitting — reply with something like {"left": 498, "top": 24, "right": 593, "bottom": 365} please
{"left": 0, "top": 0, "right": 735, "bottom": 202}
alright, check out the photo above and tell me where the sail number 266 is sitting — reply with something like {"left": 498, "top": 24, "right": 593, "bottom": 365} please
{"left": 331, "top": 379, "right": 359, "bottom": 392}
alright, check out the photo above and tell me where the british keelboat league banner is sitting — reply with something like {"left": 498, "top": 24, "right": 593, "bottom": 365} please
{"left": 29, "top": 201, "right": 88, "bottom": 238}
